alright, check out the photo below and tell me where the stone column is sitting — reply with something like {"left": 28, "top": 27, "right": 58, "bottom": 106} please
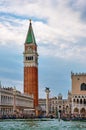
{"left": 71, "top": 98, "right": 73, "bottom": 114}
{"left": 45, "top": 87, "right": 50, "bottom": 116}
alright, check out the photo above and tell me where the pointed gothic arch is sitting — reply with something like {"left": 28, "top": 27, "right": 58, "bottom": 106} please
{"left": 74, "top": 107, "right": 79, "bottom": 113}
{"left": 73, "top": 98, "right": 75, "bottom": 102}
{"left": 84, "top": 99, "right": 86, "bottom": 104}
{"left": 80, "top": 108, "right": 85, "bottom": 116}
{"left": 80, "top": 99, "right": 82, "bottom": 104}
{"left": 80, "top": 108, "right": 85, "bottom": 113}
{"left": 81, "top": 83, "right": 86, "bottom": 90}
{"left": 77, "top": 99, "right": 79, "bottom": 103}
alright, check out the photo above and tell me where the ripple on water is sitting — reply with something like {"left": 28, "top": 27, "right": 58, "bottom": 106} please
{"left": 0, "top": 119, "right": 86, "bottom": 130}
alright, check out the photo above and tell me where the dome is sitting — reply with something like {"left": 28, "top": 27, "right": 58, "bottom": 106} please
{"left": 58, "top": 93, "right": 62, "bottom": 100}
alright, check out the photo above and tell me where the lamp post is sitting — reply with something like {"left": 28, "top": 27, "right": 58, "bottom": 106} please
{"left": 45, "top": 87, "right": 50, "bottom": 116}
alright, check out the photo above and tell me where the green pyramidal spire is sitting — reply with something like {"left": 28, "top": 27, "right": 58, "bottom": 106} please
{"left": 25, "top": 20, "right": 36, "bottom": 44}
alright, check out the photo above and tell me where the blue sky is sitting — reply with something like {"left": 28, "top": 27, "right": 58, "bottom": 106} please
{"left": 0, "top": 0, "right": 86, "bottom": 98}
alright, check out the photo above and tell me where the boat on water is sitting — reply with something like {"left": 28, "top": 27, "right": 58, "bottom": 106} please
{"left": 62, "top": 117, "right": 86, "bottom": 121}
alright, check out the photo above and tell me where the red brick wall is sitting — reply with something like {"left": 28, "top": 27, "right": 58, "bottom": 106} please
{"left": 24, "top": 67, "right": 38, "bottom": 108}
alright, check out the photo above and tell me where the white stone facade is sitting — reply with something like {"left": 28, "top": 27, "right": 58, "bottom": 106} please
{"left": 39, "top": 94, "right": 70, "bottom": 117}
{"left": 0, "top": 87, "right": 34, "bottom": 116}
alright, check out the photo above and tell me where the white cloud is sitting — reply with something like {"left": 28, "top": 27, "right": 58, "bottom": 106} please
{"left": 0, "top": 77, "right": 23, "bottom": 92}
{"left": 0, "top": 0, "right": 86, "bottom": 62}
{"left": 0, "top": 0, "right": 86, "bottom": 98}
{"left": 72, "top": 0, "right": 86, "bottom": 10}
{"left": 0, "top": 17, "right": 27, "bottom": 45}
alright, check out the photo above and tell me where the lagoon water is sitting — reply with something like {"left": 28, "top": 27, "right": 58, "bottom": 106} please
{"left": 0, "top": 119, "right": 86, "bottom": 130}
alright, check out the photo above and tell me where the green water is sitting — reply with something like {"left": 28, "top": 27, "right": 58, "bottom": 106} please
{"left": 0, "top": 119, "right": 86, "bottom": 130}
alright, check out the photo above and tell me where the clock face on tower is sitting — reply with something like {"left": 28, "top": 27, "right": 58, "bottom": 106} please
{"left": 27, "top": 47, "right": 33, "bottom": 53}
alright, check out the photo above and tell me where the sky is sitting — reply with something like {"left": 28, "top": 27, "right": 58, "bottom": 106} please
{"left": 0, "top": 0, "right": 86, "bottom": 99}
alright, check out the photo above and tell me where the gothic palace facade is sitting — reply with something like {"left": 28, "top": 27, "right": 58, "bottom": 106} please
{"left": 71, "top": 72, "right": 86, "bottom": 116}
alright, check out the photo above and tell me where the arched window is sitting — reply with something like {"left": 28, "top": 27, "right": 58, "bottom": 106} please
{"left": 80, "top": 108, "right": 85, "bottom": 114}
{"left": 26, "top": 56, "right": 33, "bottom": 61}
{"left": 80, "top": 99, "right": 82, "bottom": 104}
{"left": 77, "top": 99, "right": 79, "bottom": 103}
{"left": 73, "top": 99, "right": 75, "bottom": 102}
{"left": 81, "top": 83, "right": 86, "bottom": 91}
{"left": 74, "top": 108, "right": 79, "bottom": 113}
{"left": 84, "top": 99, "right": 86, "bottom": 104}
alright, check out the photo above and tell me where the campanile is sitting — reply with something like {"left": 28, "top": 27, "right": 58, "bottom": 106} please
{"left": 24, "top": 20, "right": 38, "bottom": 108}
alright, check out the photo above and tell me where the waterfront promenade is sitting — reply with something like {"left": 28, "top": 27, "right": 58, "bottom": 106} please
{"left": 0, "top": 119, "right": 86, "bottom": 130}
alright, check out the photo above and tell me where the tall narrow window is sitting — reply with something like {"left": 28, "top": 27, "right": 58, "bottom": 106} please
{"left": 81, "top": 83, "right": 86, "bottom": 91}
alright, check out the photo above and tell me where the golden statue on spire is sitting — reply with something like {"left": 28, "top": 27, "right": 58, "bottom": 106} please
{"left": 29, "top": 19, "right": 31, "bottom": 24}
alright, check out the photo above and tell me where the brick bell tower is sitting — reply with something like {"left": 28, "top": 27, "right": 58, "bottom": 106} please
{"left": 24, "top": 20, "right": 38, "bottom": 108}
